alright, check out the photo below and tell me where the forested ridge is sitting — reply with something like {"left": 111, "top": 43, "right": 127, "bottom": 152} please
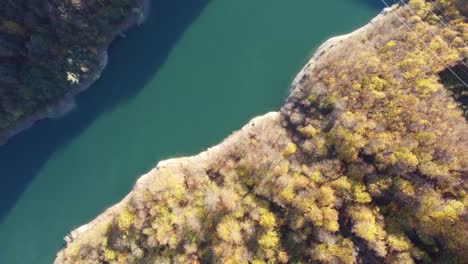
{"left": 55, "top": 0, "right": 468, "bottom": 263}
{"left": 0, "top": 0, "right": 144, "bottom": 140}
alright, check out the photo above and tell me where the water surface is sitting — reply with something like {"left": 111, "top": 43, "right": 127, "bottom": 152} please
{"left": 0, "top": 1, "right": 382, "bottom": 263}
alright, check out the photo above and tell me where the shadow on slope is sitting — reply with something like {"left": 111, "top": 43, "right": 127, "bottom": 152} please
{"left": 439, "top": 63, "right": 468, "bottom": 119}
{"left": 0, "top": 0, "right": 209, "bottom": 222}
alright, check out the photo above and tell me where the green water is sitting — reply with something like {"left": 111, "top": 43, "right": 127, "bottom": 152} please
{"left": 0, "top": 1, "right": 382, "bottom": 263}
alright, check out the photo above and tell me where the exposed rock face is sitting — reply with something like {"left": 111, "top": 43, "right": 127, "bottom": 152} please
{"left": 0, "top": 0, "right": 149, "bottom": 145}
{"left": 55, "top": 1, "right": 467, "bottom": 263}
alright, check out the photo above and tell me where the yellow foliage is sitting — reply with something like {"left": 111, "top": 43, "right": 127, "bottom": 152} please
{"left": 318, "top": 185, "right": 336, "bottom": 207}
{"left": 353, "top": 184, "right": 372, "bottom": 203}
{"left": 418, "top": 161, "right": 449, "bottom": 179}
{"left": 368, "top": 177, "right": 392, "bottom": 195}
{"left": 391, "top": 148, "right": 419, "bottom": 169}
{"left": 299, "top": 124, "right": 318, "bottom": 138}
{"left": 258, "top": 231, "right": 279, "bottom": 248}
{"left": 117, "top": 210, "right": 134, "bottom": 231}
{"left": 168, "top": 235, "right": 178, "bottom": 249}
{"left": 309, "top": 170, "right": 322, "bottom": 183}
{"left": 387, "top": 234, "right": 411, "bottom": 252}
{"left": 332, "top": 176, "right": 352, "bottom": 191}
{"left": 217, "top": 218, "right": 242, "bottom": 244}
{"left": 430, "top": 199, "right": 465, "bottom": 220}
{"left": 322, "top": 207, "right": 339, "bottom": 232}
{"left": 383, "top": 40, "right": 397, "bottom": 49}
{"left": 428, "top": 36, "right": 447, "bottom": 51}
{"left": 312, "top": 239, "right": 355, "bottom": 264}
{"left": 332, "top": 126, "right": 365, "bottom": 162}
{"left": 368, "top": 75, "right": 387, "bottom": 91}
{"left": 408, "top": 0, "right": 431, "bottom": 18}
{"left": 320, "top": 93, "right": 338, "bottom": 109}
{"left": 153, "top": 168, "right": 186, "bottom": 196}
{"left": 104, "top": 248, "right": 117, "bottom": 261}
{"left": 416, "top": 78, "right": 440, "bottom": 94}
{"left": 251, "top": 260, "right": 266, "bottom": 264}
{"left": 306, "top": 203, "right": 323, "bottom": 226}
{"left": 394, "top": 178, "right": 415, "bottom": 197}
{"left": 307, "top": 94, "right": 318, "bottom": 103}
{"left": 278, "top": 251, "right": 289, "bottom": 263}
{"left": 366, "top": 56, "right": 381, "bottom": 69}
{"left": 259, "top": 208, "right": 277, "bottom": 229}
{"left": 279, "top": 187, "right": 295, "bottom": 203}
{"left": 283, "top": 142, "right": 297, "bottom": 156}
{"left": 349, "top": 206, "right": 385, "bottom": 243}
{"left": 102, "top": 237, "right": 108, "bottom": 247}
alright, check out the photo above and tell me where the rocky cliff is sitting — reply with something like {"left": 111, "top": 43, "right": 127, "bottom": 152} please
{"left": 55, "top": 1, "right": 467, "bottom": 263}
{"left": 0, "top": 0, "right": 148, "bottom": 145}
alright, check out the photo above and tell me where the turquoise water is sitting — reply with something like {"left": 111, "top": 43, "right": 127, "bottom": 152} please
{"left": 0, "top": 1, "right": 382, "bottom": 263}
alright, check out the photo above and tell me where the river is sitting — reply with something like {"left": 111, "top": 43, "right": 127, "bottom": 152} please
{"left": 0, "top": 1, "right": 382, "bottom": 263}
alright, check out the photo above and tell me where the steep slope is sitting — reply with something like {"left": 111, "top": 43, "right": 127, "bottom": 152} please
{"left": 55, "top": 1, "right": 467, "bottom": 263}
{"left": 0, "top": 0, "right": 148, "bottom": 145}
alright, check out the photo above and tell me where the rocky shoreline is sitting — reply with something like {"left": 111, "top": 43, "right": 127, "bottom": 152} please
{"left": 0, "top": 0, "right": 150, "bottom": 146}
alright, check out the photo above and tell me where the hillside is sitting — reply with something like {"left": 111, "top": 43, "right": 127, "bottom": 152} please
{"left": 55, "top": 1, "right": 467, "bottom": 263}
{"left": 0, "top": 0, "right": 147, "bottom": 144}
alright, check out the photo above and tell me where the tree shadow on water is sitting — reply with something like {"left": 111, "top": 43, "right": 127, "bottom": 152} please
{"left": 0, "top": 0, "right": 209, "bottom": 222}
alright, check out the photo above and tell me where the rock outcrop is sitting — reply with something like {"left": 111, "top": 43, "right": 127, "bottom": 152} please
{"left": 55, "top": 1, "right": 467, "bottom": 263}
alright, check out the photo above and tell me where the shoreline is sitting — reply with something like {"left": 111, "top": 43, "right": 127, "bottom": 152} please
{"left": 54, "top": 111, "right": 282, "bottom": 263}
{"left": 290, "top": 7, "right": 392, "bottom": 91}
{"left": 54, "top": 8, "right": 392, "bottom": 262}
{"left": 0, "top": 0, "right": 150, "bottom": 146}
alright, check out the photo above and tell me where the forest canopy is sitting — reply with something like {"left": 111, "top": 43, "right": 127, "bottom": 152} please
{"left": 0, "top": 0, "right": 144, "bottom": 136}
{"left": 55, "top": 0, "right": 467, "bottom": 263}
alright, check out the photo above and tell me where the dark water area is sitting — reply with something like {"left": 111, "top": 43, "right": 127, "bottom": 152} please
{"left": 0, "top": 1, "right": 381, "bottom": 263}
{"left": 0, "top": 0, "right": 209, "bottom": 223}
